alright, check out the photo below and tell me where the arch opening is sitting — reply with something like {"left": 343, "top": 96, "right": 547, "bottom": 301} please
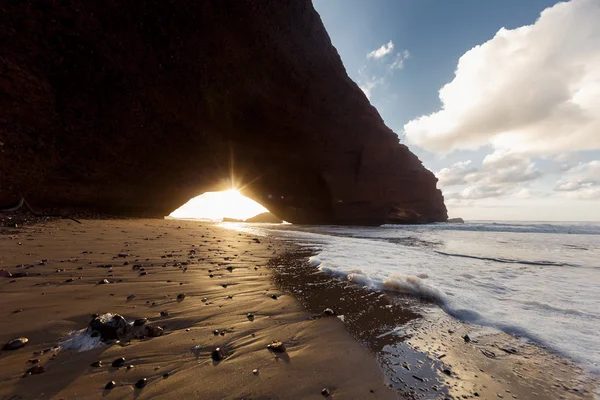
{"left": 168, "top": 189, "right": 273, "bottom": 222}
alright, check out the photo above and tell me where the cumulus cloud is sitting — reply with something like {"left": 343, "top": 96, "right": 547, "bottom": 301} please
{"left": 367, "top": 40, "right": 394, "bottom": 59}
{"left": 554, "top": 160, "right": 600, "bottom": 199}
{"left": 438, "top": 151, "right": 543, "bottom": 200}
{"left": 404, "top": 0, "right": 600, "bottom": 155}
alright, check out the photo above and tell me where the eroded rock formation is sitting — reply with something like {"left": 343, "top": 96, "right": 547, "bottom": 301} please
{"left": 0, "top": 0, "right": 447, "bottom": 224}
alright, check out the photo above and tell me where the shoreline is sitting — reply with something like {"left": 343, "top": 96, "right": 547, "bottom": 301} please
{"left": 1, "top": 219, "right": 597, "bottom": 399}
{"left": 0, "top": 219, "right": 395, "bottom": 399}
{"left": 258, "top": 229, "right": 598, "bottom": 400}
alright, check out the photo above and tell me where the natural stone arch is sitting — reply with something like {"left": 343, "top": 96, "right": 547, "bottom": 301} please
{"left": 1, "top": 0, "right": 446, "bottom": 225}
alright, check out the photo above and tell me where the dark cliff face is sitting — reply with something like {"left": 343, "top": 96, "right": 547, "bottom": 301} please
{"left": 0, "top": 0, "right": 447, "bottom": 224}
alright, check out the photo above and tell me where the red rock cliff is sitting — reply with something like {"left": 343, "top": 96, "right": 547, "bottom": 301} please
{"left": 0, "top": 0, "right": 447, "bottom": 224}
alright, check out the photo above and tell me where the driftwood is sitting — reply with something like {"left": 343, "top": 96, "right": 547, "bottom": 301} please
{"left": 0, "top": 197, "right": 82, "bottom": 224}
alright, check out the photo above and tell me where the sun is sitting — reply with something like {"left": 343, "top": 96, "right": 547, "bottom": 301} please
{"left": 169, "top": 189, "right": 268, "bottom": 221}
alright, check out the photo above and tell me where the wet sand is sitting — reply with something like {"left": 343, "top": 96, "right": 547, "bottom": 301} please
{"left": 270, "top": 247, "right": 598, "bottom": 400}
{"left": 0, "top": 219, "right": 395, "bottom": 399}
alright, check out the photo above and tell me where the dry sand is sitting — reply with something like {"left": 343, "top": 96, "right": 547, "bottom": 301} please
{"left": 0, "top": 219, "right": 396, "bottom": 399}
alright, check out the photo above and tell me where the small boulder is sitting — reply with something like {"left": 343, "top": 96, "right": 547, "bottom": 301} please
{"left": 105, "top": 381, "right": 116, "bottom": 390}
{"left": 89, "top": 314, "right": 129, "bottom": 341}
{"left": 133, "top": 318, "right": 147, "bottom": 326}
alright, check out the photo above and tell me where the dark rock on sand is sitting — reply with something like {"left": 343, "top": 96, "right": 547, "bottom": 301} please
{"left": 0, "top": 269, "right": 12, "bottom": 278}
{"left": 89, "top": 314, "right": 129, "bottom": 341}
{"left": 145, "top": 325, "right": 164, "bottom": 337}
{"left": 463, "top": 334, "right": 471, "bottom": 343}
{"left": 99, "top": 279, "right": 110, "bottom": 284}
{"left": 3, "top": 337, "right": 28, "bottom": 350}
{"left": 26, "top": 365, "right": 45, "bottom": 375}
{"left": 322, "top": 308, "right": 336, "bottom": 316}
{"left": 211, "top": 347, "right": 225, "bottom": 361}
{"left": 160, "top": 310, "right": 169, "bottom": 317}
{"left": 90, "top": 361, "right": 102, "bottom": 368}
{"left": 321, "top": 388, "right": 330, "bottom": 397}
{"left": 105, "top": 381, "right": 116, "bottom": 390}
{"left": 177, "top": 293, "right": 186, "bottom": 300}
{"left": 135, "top": 378, "right": 147, "bottom": 388}
{"left": 133, "top": 318, "right": 147, "bottom": 326}
{"left": 245, "top": 212, "right": 282, "bottom": 223}
{"left": 12, "top": 272, "right": 28, "bottom": 278}
{"left": 111, "top": 357, "right": 126, "bottom": 368}
{"left": 267, "top": 341, "right": 286, "bottom": 353}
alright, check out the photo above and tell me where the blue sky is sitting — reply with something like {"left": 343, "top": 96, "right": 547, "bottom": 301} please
{"left": 313, "top": 0, "right": 600, "bottom": 221}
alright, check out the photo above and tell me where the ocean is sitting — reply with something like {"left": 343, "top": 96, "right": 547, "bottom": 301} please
{"left": 224, "top": 220, "right": 600, "bottom": 377}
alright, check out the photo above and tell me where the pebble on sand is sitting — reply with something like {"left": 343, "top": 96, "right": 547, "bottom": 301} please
{"left": 90, "top": 361, "right": 103, "bottom": 368}
{"left": 112, "top": 357, "right": 126, "bottom": 368}
{"left": 26, "top": 365, "right": 45, "bottom": 375}
{"left": 322, "top": 308, "right": 336, "bottom": 316}
{"left": 135, "top": 378, "right": 147, "bottom": 388}
{"left": 267, "top": 341, "right": 286, "bottom": 353}
{"left": 105, "top": 381, "right": 116, "bottom": 390}
{"left": 145, "top": 325, "right": 164, "bottom": 337}
{"left": 211, "top": 347, "right": 225, "bottom": 361}
{"left": 3, "top": 337, "right": 28, "bottom": 350}
{"left": 321, "top": 388, "right": 330, "bottom": 397}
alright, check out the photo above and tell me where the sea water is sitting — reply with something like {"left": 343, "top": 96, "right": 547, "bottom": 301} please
{"left": 227, "top": 221, "right": 600, "bottom": 375}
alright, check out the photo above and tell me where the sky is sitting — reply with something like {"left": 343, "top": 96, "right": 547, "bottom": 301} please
{"left": 313, "top": 0, "right": 600, "bottom": 221}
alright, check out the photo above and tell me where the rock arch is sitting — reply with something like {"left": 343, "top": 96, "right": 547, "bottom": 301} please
{"left": 0, "top": 0, "right": 446, "bottom": 225}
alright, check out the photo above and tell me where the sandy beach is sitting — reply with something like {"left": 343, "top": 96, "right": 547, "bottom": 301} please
{"left": 0, "top": 219, "right": 394, "bottom": 399}
{"left": 1, "top": 219, "right": 597, "bottom": 400}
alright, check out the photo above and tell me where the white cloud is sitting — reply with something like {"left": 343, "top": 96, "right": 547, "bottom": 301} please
{"left": 367, "top": 40, "right": 394, "bottom": 59}
{"left": 404, "top": 0, "right": 600, "bottom": 155}
{"left": 390, "top": 50, "right": 410, "bottom": 70}
{"left": 438, "top": 151, "right": 543, "bottom": 200}
{"left": 554, "top": 160, "right": 600, "bottom": 199}
{"left": 357, "top": 67, "right": 384, "bottom": 100}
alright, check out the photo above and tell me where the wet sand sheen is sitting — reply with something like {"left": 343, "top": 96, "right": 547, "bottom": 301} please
{"left": 0, "top": 219, "right": 394, "bottom": 399}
